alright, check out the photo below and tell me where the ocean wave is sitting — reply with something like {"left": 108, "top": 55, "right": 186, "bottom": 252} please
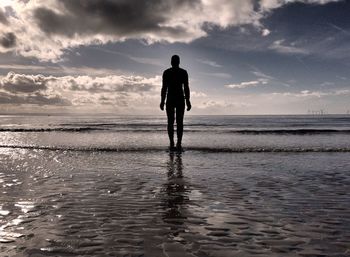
{"left": 227, "top": 129, "right": 350, "bottom": 135}
{"left": 1, "top": 127, "right": 350, "bottom": 134}
{"left": 1, "top": 144, "right": 350, "bottom": 153}
{"left": 0, "top": 127, "right": 98, "bottom": 132}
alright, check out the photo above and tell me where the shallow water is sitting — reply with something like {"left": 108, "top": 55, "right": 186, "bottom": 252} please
{"left": 1, "top": 115, "right": 350, "bottom": 153}
{"left": 1, "top": 147, "right": 350, "bottom": 256}
{"left": 1, "top": 115, "right": 350, "bottom": 256}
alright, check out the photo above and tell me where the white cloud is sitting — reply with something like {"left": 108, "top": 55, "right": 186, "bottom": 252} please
{"left": 226, "top": 80, "right": 260, "bottom": 89}
{"left": 225, "top": 78, "right": 268, "bottom": 89}
{"left": 191, "top": 91, "right": 207, "bottom": 98}
{"left": 261, "top": 28, "right": 271, "bottom": 36}
{"left": 274, "top": 90, "right": 325, "bottom": 98}
{"left": 0, "top": 72, "right": 161, "bottom": 108}
{"left": 197, "top": 59, "right": 222, "bottom": 68}
{"left": 0, "top": 64, "right": 130, "bottom": 77}
{"left": 269, "top": 39, "right": 309, "bottom": 54}
{"left": 251, "top": 70, "right": 275, "bottom": 80}
{"left": 202, "top": 72, "right": 232, "bottom": 79}
{"left": 271, "top": 89, "right": 350, "bottom": 98}
{"left": 260, "top": 0, "right": 342, "bottom": 11}
{"left": 2, "top": 72, "right": 349, "bottom": 114}
{"left": 196, "top": 100, "right": 252, "bottom": 110}
{"left": 128, "top": 56, "right": 163, "bottom": 67}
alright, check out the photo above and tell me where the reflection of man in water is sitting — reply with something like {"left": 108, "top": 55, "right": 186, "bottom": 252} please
{"left": 162, "top": 153, "right": 188, "bottom": 234}
{"left": 160, "top": 55, "right": 191, "bottom": 151}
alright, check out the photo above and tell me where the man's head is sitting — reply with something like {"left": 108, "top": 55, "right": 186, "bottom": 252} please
{"left": 171, "top": 55, "right": 180, "bottom": 67}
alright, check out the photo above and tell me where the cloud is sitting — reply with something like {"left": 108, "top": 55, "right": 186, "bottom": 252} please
{"left": 0, "top": 72, "right": 161, "bottom": 108}
{"left": 0, "top": 8, "right": 8, "bottom": 24}
{"left": 191, "top": 91, "right": 207, "bottom": 98}
{"left": 32, "top": 1, "right": 190, "bottom": 38}
{"left": 198, "top": 59, "right": 222, "bottom": 68}
{"left": 0, "top": 0, "right": 260, "bottom": 61}
{"left": 275, "top": 90, "right": 325, "bottom": 98}
{"left": 261, "top": 28, "right": 271, "bottom": 36}
{"left": 226, "top": 78, "right": 268, "bottom": 89}
{"left": 0, "top": 72, "right": 69, "bottom": 105}
{"left": 0, "top": 32, "right": 16, "bottom": 48}
{"left": 128, "top": 56, "right": 163, "bottom": 66}
{"left": 260, "top": 0, "right": 342, "bottom": 11}
{"left": 202, "top": 72, "right": 232, "bottom": 79}
{"left": 0, "top": 0, "right": 344, "bottom": 61}
{"left": 251, "top": 69, "right": 292, "bottom": 87}
{"left": 194, "top": 99, "right": 253, "bottom": 114}
{"left": 61, "top": 75, "right": 160, "bottom": 94}
{"left": 0, "top": 64, "right": 52, "bottom": 71}
{"left": 269, "top": 39, "right": 308, "bottom": 54}
{"left": 0, "top": 64, "right": 131, "bottom": 78}
{"left": 251, "top": 70, "right": 275, "bottom": 80}
{"left": 270, "top": 89, "right": 350, "bottom": 98}
{"left": 225, "top": 69, "right": 276, "bottom": 89}
{"left": 1, "top": 72, "right": 49, "bottom": 93}
{"left": 0, "top": 91, "right": 70, "bottom": 106}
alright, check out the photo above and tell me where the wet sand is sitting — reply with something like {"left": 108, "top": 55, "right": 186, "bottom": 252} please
{"left": 0, "top": 148, "right": 350, "bottom": 256}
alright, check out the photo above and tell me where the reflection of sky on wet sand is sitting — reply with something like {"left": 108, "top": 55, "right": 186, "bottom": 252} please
{"left": 0, "top": 201, "right": 36, "bottom": 243}
{"left": 15, "top": 201, "right": 35, "bottom": 214}
{"left": 0, "top": 142, "right": 39, "bottom": 245}
{"left": 0, "top": 147, "right": 349, "bottom": 256}
{"left": 0, "top": 206, "right": 10, "bottom": 216}
{"left": 0, "top": 164, "right": 36, "bottom": 243}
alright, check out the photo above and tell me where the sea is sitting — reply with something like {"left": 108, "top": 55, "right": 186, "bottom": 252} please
{"left": 0, "top": 115, "right": 349, "bottom": 256}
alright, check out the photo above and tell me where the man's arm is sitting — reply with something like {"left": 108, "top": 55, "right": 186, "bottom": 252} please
{"left": 160, "top": 71, "right": 167, "bottom": 110}
{"left": 184, "top": 71, "right": 191, "bottom": 111}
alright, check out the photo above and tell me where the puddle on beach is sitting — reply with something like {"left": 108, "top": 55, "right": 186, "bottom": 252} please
{"left": 0, "top": 148, "right": 349, "bottom": 256}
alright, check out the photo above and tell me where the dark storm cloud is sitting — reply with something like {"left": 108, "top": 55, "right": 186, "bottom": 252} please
{"left": 0, "top": 8, "right": 8, "bottom": 24}
{"left": 33, "top": 0, "right": 200, "bottom": 38}
{"left": 0, "top": 32, "right": 16, "bottom": 48}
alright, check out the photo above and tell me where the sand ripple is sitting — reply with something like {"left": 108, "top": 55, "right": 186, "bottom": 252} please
{"left": 0, "top": 149, "right": 349, "bottom": 256}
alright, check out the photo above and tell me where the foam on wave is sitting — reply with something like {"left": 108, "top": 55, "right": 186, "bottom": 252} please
{"left": 1, "top": 144, "right": 350, "bottom": 153}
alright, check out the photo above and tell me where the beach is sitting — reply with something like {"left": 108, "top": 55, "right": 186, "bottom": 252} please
{"left": 0, "top": 115, "right": 350, "bottom": 256}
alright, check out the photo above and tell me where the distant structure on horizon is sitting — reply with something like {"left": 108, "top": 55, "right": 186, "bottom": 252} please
{"left": 307, "top": 109, "right": 328, "bottom": 115}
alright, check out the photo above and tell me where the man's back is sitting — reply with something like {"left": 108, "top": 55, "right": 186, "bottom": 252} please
{"left": 162, "top": 67, "right": 189, "bottom": 105}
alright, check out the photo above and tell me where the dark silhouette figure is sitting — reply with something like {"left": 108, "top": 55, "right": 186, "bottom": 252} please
{"left": 160, "top": 55, "right": 191, "bottom": 151}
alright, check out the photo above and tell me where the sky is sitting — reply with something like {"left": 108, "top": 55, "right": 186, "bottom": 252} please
{"left": 0, "top": 0, "right": 349, "bottom": 115}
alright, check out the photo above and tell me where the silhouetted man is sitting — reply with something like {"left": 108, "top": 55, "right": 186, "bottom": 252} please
{"left": 160, "top": 55, "right": 191, "bottom": 151}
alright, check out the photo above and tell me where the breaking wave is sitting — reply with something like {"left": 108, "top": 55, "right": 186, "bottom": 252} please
{"left": 1, "top": 144, "right": 350, "bottom": 153}
{"left": 1, "top": 127, "right": 350, "bottom": 134}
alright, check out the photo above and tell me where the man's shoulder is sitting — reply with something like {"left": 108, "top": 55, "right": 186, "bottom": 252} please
{"left": 163, "top": 68, "right": 172, "bottom": 74}
{"left": 163, "top": 67, "right": 187, "bottom": 73}
{"left": 179, "top": 67, "right": 187, "bottom": 74}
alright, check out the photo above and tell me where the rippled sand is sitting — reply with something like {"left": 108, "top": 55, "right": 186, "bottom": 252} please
{"left": 0, "top": 148, "right": 350, "bottom": 256}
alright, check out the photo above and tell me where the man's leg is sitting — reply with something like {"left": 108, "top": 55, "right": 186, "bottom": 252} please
{"left": 166, "top": 105, "right": 175, "bottom": 148}
{"left": 175, "top": 104, "right": 185, "bottom": 148}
